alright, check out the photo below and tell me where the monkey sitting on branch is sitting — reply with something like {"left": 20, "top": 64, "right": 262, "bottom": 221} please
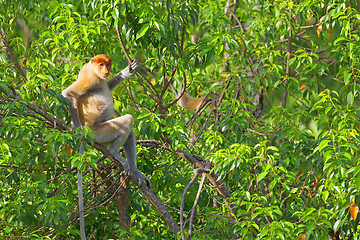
{"left": 62, "top": 54, "right": 150, "bottom": 187}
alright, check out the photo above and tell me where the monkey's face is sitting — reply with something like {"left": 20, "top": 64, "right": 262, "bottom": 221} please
{"left": 91, "top": 54, "right": 112, "bottom": 80}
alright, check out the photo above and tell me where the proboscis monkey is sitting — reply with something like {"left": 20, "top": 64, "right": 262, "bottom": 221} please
{"left": 62, "top": 54, "right": 150, "bottom": 187}
{"left": 169, "top": 80, "right": 211, "bottom": 112}
{"left": 177, "top": 92, "right": 206, "bottom": 111}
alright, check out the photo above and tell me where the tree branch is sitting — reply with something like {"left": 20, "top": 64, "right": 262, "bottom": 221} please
{"left": 180, "top": 168, "right": 210, "bottom": 240}
{"left": 114, "top": 27, "right": 161, "bottom": 101}
{"left": 0, "top": 27, "right": 28, "bottom": 83}
{"left": 188, "top": 171, "right": 207, "bottom": 239}
{"left": 137, "top": 140, "right": 237, "bottom": 220}
{"left": 282, "top": 1, "right": 293, "bottom": 108}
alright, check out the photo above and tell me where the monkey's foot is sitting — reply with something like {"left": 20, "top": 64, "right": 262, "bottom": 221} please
{"left": 116, "top": 159, "right": 131, "bottom": 175}
{"left": 109, "top": 149, "right": 131, "bottom": 174}
{"left": 133, "top": 170, "right": 151, "bottom": 188}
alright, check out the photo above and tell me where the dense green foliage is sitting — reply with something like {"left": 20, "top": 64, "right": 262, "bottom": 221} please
{"left": 1, "top": 0, "right": 360, "bottom": 239}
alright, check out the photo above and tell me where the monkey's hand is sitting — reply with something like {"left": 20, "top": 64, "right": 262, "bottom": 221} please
{"left": 127, "top": 59, "right": 139, "bottom": 74}
{"left": 107, "top": 59, "right": 140, "bottom": 90}
{"left": 61, "top": 90, "right": 78, "bottom": 108}
{"left": 61, "top": 91, "right": 82, "bottom": 129}
{"left": 133, "top": 170, "right": 151, "bottom": 188}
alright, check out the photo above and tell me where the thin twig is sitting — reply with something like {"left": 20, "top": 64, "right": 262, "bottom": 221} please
{"left": 0, "top": 28, "right": 28, "bottom": 83}
{"left": 282, "top": 1, "right": 293, "bottom": 108}
{"left": 114, "top": 27, "right": 160, "bottom": 101}
{"left": 180, "top": 168, "right": 210, "bottom": 240}
{"left": 160, "top": 61, "right": 177, "bottom": 99}
{"left": 274, "top": 21, "right": 320, "bottom": 43}
{"left": 188, "top": 171, "right": 207, "bottom": 239}
{"left": 165, "top": 73, "right": 187, "bottom": 111}
{"left": 218, "top": 76, "right": 232, "bottom": 107}
{"left": 191, "top": 109, "right": 215, "bottom": 145}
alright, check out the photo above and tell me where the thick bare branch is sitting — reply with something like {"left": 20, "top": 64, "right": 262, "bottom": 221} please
{"left": 140, "top": 183, "right": 181, "bottom": 234}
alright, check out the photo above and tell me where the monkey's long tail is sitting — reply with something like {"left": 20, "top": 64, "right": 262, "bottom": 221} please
{"left": 78, "top": 142, "right": 87, "bottom": 240}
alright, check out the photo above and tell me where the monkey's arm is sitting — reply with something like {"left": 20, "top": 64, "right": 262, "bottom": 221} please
{"left": 107, "top": 59, "right": 139, "bottom": 91}
{"left": 62, "top": 89, "right": 82, "bottom": 128}
{"left": 68, "top": 105, "right": 82, "bottom": 129}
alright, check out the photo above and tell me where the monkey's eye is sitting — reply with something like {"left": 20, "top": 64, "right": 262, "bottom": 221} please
{"left": 99, "top": 63, "right": 104, "bottom": 67}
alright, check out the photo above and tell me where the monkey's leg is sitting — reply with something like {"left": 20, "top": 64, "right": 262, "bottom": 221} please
{"left": 93, "top": 114, "right": 134, "bottom": 174}
{"left": 123, "top": 129, "right": 151, "bottom": 188}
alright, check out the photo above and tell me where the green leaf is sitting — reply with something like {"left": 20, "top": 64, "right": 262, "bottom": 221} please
{"left": 314, "top": 140, "right": 330, "bottom": 153}
{"left": 347, "top": 91, "right": 354, "bottom": 105}
{"left": 322, "top": 191, "right": 329, "bottom": 202}
{"left": 246, "top": 191, "right": 250, "bottom": 201}
{"left": 257, "top": 171, "right": 268, "bottom": 183}
{"left": 333, "top": 219, "right": 341, "bottom": 232}
{"left": 334, "top": 36, "right": 346, "bottom": 45}
{"left": 136, "top": 23, "right": 150, "bottom": 39}
{"left": 344, "top": 72, "right": 352, "bottom": 85}
{"left": 353, "top": 165, "right": 360, "bottom": 177}
{"left": 0, "top": 81, "right": 10, "bottom": 92}
{"left": 259, "top": 227, "right": 269, "bottom": 238}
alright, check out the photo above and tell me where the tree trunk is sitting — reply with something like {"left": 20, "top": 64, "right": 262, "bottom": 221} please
{"left": 114, "top": 176, "right": 130, "bottom": 231}
{"left": 97, "top": 167, "right": 130, "bottom": 231}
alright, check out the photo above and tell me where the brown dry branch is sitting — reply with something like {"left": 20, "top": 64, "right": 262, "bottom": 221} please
{"left": 137, "top": 139, "right": 238, "bottom": 220}
{"left": 161, "top": 62, "right": 177, "bottom": 98}
{"left": 188, "top": 170, "right": 207, "bottom": 239}
{"left": 3, "top": 89, "right": 70, "bottom": 131}
{"left": 180, "top": 168, "right": 210, "bottom": 240}
{"left": 191, "top": 109, "right": 215, "bottom": 145}
{"left": 177, "top": 150, "right": 237, "bottom": 220}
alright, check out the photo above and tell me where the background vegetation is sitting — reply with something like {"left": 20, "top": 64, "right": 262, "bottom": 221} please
{"left": 1, "top": 0, "right": 360, "bottom": 239}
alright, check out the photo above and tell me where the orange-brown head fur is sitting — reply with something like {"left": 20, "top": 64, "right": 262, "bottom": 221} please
{"left": 91, "top": 54, "right": 112, "bottom": 80}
